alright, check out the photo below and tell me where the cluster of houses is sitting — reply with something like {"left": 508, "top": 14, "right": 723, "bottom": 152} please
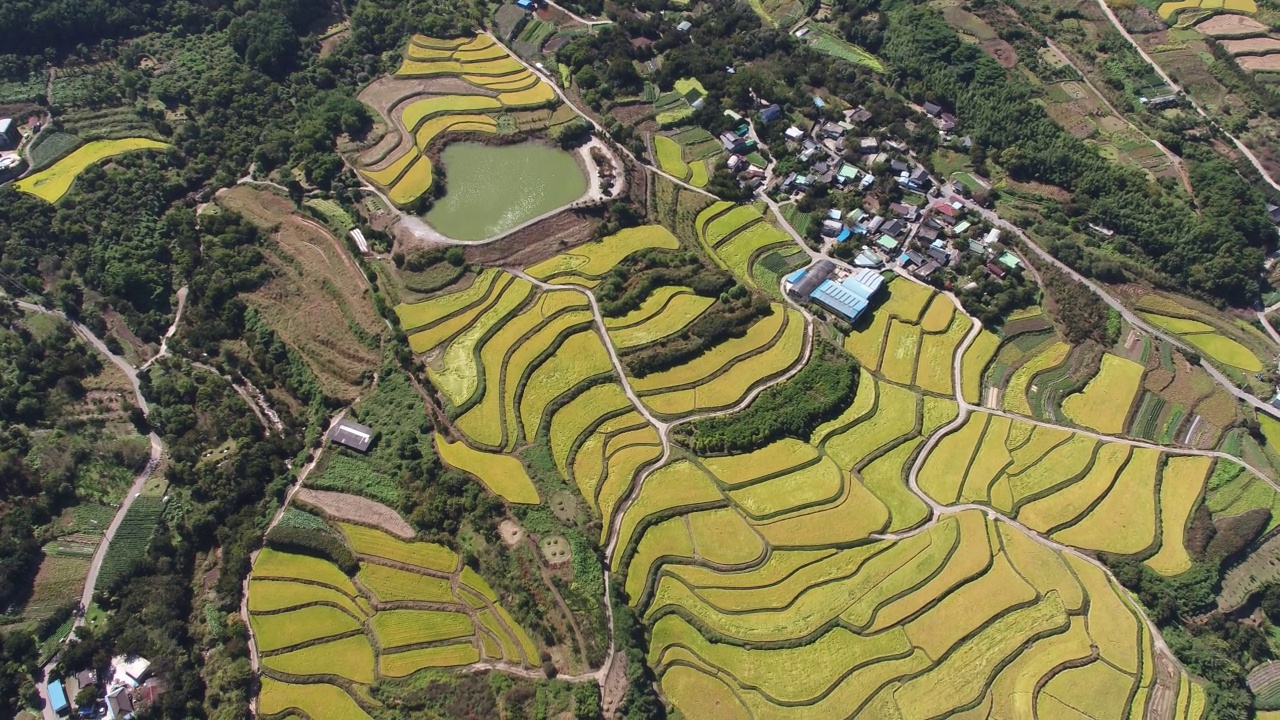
{"left": 771, "top": 104, "right": 944, "bottom": 200}
{"left": 47, "top": 656, "right": 160, "bottom": 719}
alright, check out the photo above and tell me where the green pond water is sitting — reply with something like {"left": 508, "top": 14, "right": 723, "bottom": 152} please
{"left": 425, "top": 141, "right": 588, "bottom": 241}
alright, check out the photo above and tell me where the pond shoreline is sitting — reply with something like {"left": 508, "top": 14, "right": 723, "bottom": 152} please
{"left": 421, "top": 139, "right": 590, "bottom": 242}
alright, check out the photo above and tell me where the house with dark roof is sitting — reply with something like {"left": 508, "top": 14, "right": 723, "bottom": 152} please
{"left": 888, "top": 202, "right": 918, "bottom": 221}
{"left": 329, "top": 418, "right": 375, "bottom": 452}
{"left": 882, "top": 218, "right": 906, "bottom": 237}
{"left": 784, "top": 260, "right": 835, "bottom": 300}
{"left": 926, "top": 245, "right": 952, "bottom": 265}
{"left": 985, "top": 262, "right": 1007, "bottom": 279}
{"left": 720, "top": 131, "right": 747, "bottom": 153}
{"left": 918, "top": 226, "right": 940, "bottom": 242}
{"left": 759, "top": 104, "right": 782, "bottom": 123}
{"left": 922, "top": 102, "right": 942, "bottom": 117}
{"left": 939, "top": 113, "right": 958, "bottom": 132}
{"left": 914, "top": 260, "right": 941, "bottom": 280}
{"left": 848, "top": 107, "right": 873, "bottom": 124}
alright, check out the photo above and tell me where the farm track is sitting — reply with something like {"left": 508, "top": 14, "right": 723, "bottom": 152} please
{"left": 10, "top": 298, "right": 167, "bottom": 720}
{"left": 958, "top": 193, "right": 1280, "bottom": 422}
{"left": 1042, "top": 37, "right": 1194, "bottom": 198}
{"left": 1092, "top": 0, "right": 1280, "bottom": 194}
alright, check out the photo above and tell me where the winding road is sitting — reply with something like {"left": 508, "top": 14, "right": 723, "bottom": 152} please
{"left": 958, "top": 194, "right": 1280, "bottom": 421}
{"left": 1091, "top": 0, "right": 1280, "bottom": 193}
{"left": 12, "top": 297, "right": 167, "bottom": 720}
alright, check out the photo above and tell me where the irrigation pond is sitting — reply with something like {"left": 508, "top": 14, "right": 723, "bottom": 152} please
{"left": 425, "top": 141, "right": 587, "bottom": 241}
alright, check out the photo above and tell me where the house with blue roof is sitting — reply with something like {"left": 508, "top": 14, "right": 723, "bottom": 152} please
{"left": 783, "top": 262, "right": 885, "bottom": 323}
{"left": 49, "top": 678, "right": 70, "bottom": 716}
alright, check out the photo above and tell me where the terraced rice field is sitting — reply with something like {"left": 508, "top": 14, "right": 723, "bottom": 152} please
{"left": 694, "top": 202, "right": 793, "bottom": 285}
{"left": 1061, "top": 353, "right": 1145, "bottom": 433}
{"left": 356, "top": 34, "right": 563, "bottom": 206}
{"left": 250, "top": 508, "right": 542, "bottom": 711}
{"left": 843, "top": 277, "right": 935, "bottom": 372}
{"left": 653, "top": 133, "right": 715, "bottom": 188}
{"left": 1140, "top": 311, "right": 1264, "bottom": 372}
{"left": 14, "top": 137, "right": 171, "bottom": 202}
{"left": 435, "top": 433, "right": 540, "bottom": 504}
{"left": 527, "top": 225, "right": 680, "bottom": 283}
{"left": 642, "top": 510, "right": 1180, "bottom": 718}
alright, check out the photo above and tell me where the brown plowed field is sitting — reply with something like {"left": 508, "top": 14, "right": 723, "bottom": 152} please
{"left": 217, "top": 187, "right": 383, "bottom": 399}
{"left": 1222, "top": 37, "right": 1280, "bottom": 54}
{"left": 1196, "top": 13, "right": 1269, "bottom": 36}
{"left": 1238, "top": 54, "right": 1280, "bottom": 71}
{"left": 294, "top": 488, "right": 416, "bottom": 537}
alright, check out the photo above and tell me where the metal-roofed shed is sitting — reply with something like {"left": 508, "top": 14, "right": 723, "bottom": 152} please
{"left": 329, "top": 418, "right": 375, "bottom": 452}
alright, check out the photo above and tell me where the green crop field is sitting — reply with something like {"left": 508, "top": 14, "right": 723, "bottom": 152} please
{"left": 251, "top": 605, "right": 361, "bottom": 653}
{"left": 15, "top": 138, "right": 171, "bottom": 203}
{"left": 338, "top": 523, "right": 458, "bottom": 572}
{"left": 371, "top": 609, "right": 474, "bottom": 648}
{"left": 357, "top": 563, "right": 456, "bottom": 603}
{"left": 1061, "top": 353, "right": 1144, "bottom": 433}
{"left": 94, "top": 495, "right": 164, "bottom": 592}
{"left": 258, "top": 678, "right": 371, "bottom": 720}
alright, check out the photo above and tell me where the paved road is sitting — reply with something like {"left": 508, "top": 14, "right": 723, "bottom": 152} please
{"left": 13, "top": 297, "right": 168, "bottom": 720}
{"left": 1092, "top": 0, "right": 1280, "bottom": 193}
{"left": 955, "top": 196, "right": 1280, "bottom": 420}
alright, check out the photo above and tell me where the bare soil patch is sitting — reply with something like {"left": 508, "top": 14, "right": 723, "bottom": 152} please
{"left": 499, "top": 519, "right": 525, "bottom": 547}
{"left": 357, "top": 76, "right": 495, "bottom": 123}
{"left": 217, "top": 186, "right": 382, "bottom": 399}
{"left": 459, "top": 209, "right": 601, "bottom": 266}
{"left": 610, "top": 103, "right": 655, "bottom": 126}
{"left": 1223, "top": 37, "right": 1280, "bottom": 54}
{"left": 1197, "top": 13, "right": 1270, "bottom": 36}
{"left": 319, "top": 29, "right": 350, "bottom": 57}
{"left": 358, "top": 128, "right": 404, "bottom": 168}
{"left": 295, "top": 488, "right": 415, "bottom": 537}
{"left": 980, "top": 39, "right": 1019, "bottom": 67}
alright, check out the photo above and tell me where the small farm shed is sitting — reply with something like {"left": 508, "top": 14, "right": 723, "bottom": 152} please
{"left": 329, "top": 418, "right": 375, "bottom": 452}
